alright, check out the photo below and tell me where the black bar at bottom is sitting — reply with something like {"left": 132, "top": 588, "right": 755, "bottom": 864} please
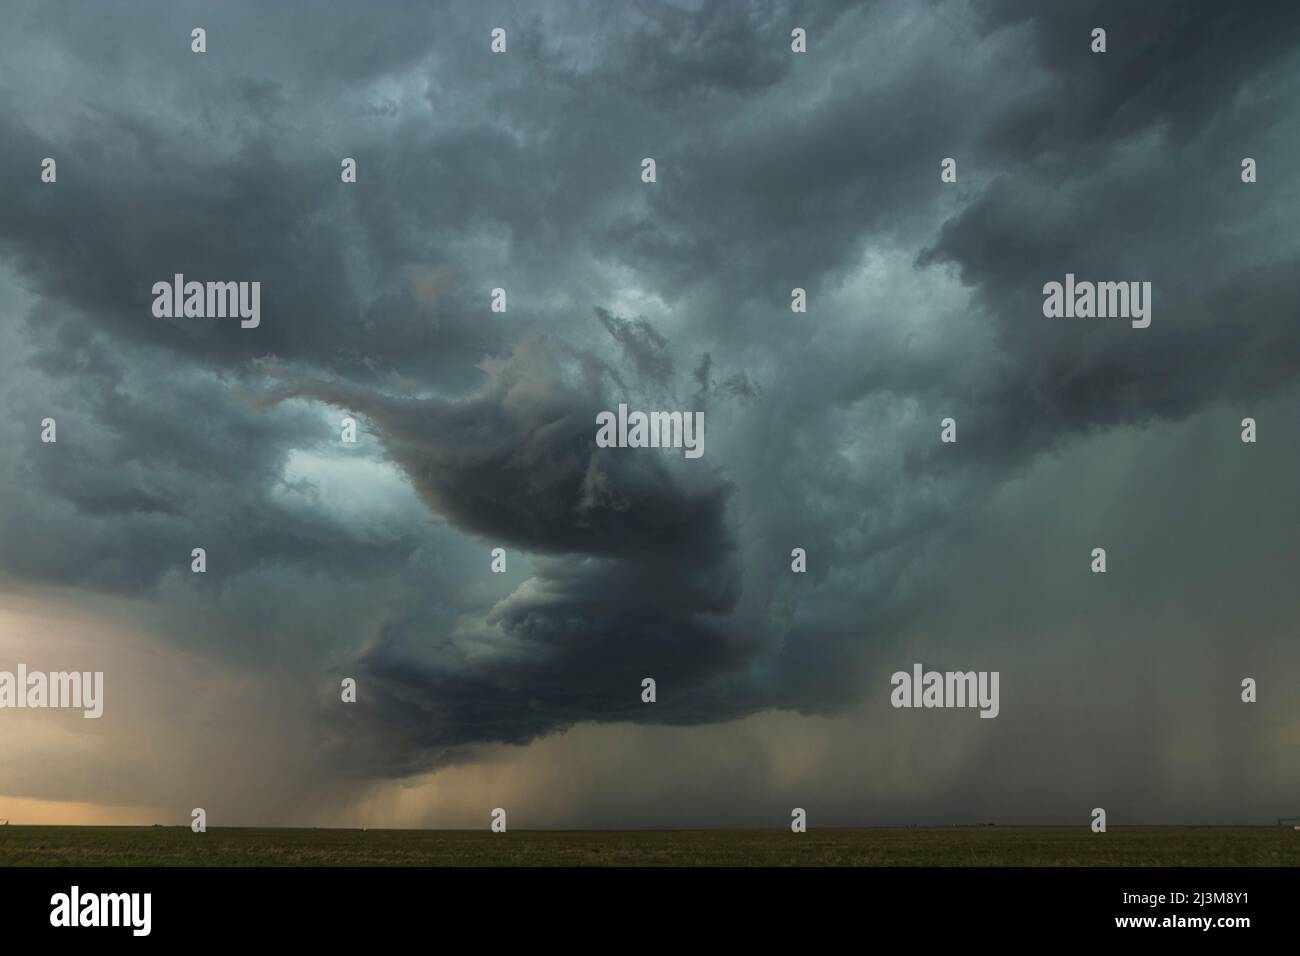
{"left": 0, "top": 865, "right": 1283, "bottom": 942}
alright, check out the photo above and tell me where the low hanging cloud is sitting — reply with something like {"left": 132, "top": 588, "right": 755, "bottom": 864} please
{"left": 0, "top": 0, "right": 1298, "bottom": 822}
{"left": 258, "top": 331, "right": 757, "bottom": 774}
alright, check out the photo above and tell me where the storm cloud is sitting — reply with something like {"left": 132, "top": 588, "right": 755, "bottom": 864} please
{"left": 1, "top": 0, "right": 1298, "bottom": 825}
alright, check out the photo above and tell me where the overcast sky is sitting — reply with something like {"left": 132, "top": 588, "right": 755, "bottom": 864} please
{"left": 1, "top": 0, "right": 1298, "bottom": 828}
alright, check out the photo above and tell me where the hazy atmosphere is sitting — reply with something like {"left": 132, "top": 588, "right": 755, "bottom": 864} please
{"left": 1, "top": 0, "right": 1298, "bottom": 829}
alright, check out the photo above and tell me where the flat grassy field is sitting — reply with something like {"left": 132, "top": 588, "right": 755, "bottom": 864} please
{"left": 1, "top": 825, "right": 1296, "bottom": 866}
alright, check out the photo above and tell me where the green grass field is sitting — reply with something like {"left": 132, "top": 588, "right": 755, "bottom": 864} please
{"left": 1, "top": 825, "right": 1296, "bottom": 866}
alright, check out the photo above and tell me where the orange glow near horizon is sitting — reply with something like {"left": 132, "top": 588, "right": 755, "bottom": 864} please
{"left": 0, "top": 795, "right": 168, "bottom": 827}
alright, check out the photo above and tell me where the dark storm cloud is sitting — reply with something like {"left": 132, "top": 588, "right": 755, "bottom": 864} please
{"left": 340, "top": 589, "right": 753, "bottom": 777}
{"left": 571, "top": 0, "right": 828, "bottom": 105}
{"left": 258, "top": 333, "right": 757, "bottom": 767}
{"left": 913, "top": 1, "right": 1300, "bottom": 476}
{"left": 261, "top": 336, "right": 735, "bottom": 561}
{"left": 1, "top": 0, "right": 1298, "bottom": 805}
{"left": 0, "top": 0, "right": 858, "bottom": 387}
{"left": 0, "top": 99, "right": 507, "bottom": 387}
{"left": 977, "top": 0, "right": 1300, "bottom": 154}
{"left": 3, "top": 328, "right": 422, "bottom": 598}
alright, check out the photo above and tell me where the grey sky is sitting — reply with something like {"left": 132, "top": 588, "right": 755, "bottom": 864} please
{"left": 0, "top": 0, "right": 1297, "bottom": 826}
